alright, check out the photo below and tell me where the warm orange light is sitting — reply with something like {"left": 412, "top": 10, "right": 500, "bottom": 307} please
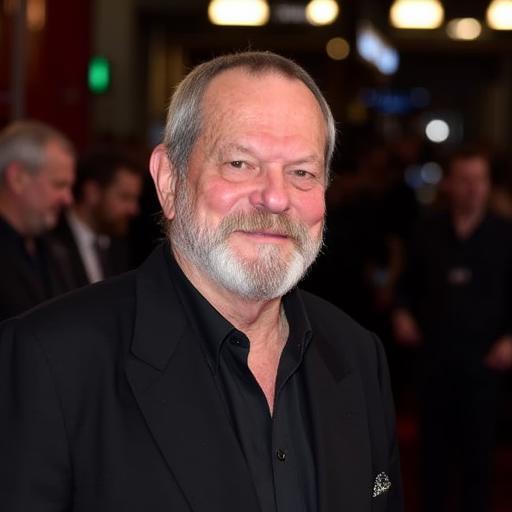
{"left": 446, "top": 18, "right": 482, "bottom": 40}
{"left": 390, "top": 0, "right": 444, "bottom": 29}
{"left": 305, "top": 0, "right": 340, "bottom": 26}
{"left": 326, "top": 37, "right": 350, "bottom": 60}
{"left": 208, "top": 0, "right": 269, "bottom": 26}
{"left": 487, "top": 0, "right": 512, "bottom": 30}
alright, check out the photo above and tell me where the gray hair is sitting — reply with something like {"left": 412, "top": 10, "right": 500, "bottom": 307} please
{"left": 0, "top": 120, "right": 74, "bottom": 182}
{"left": 163, "top": 51, "right": 336, "bottom": 183}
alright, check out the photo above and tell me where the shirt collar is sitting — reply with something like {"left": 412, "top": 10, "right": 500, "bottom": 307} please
{"left": 165, "top": 248, "right": 313, "bottom": 373}
{"left": 67, "top": 210, "right": 110, "bottom": 249}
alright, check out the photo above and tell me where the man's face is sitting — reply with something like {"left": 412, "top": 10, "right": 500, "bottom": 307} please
{"left": 93, "top": 168, "right": 142, "bottom": 237}
{"left": 169, "top": 69, "right": 327, "bottom": 300}
{"left": 22, "top": 140, "right": 75, "bottom": 235}
{"left": 445, "top": 156, "right": 491, "bottom": 215}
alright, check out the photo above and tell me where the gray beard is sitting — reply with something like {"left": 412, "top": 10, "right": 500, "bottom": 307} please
{"left": 169, "top": 181, "right": 324, "bottom": 301}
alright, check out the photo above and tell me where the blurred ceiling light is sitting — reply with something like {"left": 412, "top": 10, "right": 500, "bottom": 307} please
{"left": 390, "top": 0, "right": 444, "bottom": 29}
{"left": 425, "top": 119, "right": 450, "bottom": 143}
{"left": 326, "top": 37, "right": 350, "bottom": 60}
{"left": 378, "top": 47, "right": 400, "bottom": 74}
{"left": 357, "top": 23, "right": 400, "bottom": 75}
{"left": 446, "top": 18, "right": 482, "bottom": 40}
{"left": 305, "top": 0, "right": 340, "bottom": 26}
{"left": 487, "top": 0, "right": 512, "bottom": 30}
{"left": 208, "top": 0, "right": 270, "bottom": 26}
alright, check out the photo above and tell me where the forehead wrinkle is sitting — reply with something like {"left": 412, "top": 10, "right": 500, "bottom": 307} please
{"left": 198, "top": 71, "right": 327, "bottom": 167}
{"left": 197, "top": 101, "right": 234, "bottom": 159}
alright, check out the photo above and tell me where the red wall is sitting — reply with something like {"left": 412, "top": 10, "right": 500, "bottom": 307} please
{"left": 0, "top": 0, "right": 91, "bottom": 148}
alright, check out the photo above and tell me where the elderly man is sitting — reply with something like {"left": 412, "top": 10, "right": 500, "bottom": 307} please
{"left": 0, "top": 120, "right": 75, "bottom": 321}
{"left": 0, "top": 52, "right": 402, "bottom": 512}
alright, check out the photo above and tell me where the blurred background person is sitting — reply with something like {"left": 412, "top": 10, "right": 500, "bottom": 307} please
{"left": 50, "top": 149, "right": 143, "bottom": 288}
{"left": 393, "top": 146, "right": 512, "bottom": 512}
{"left": 0, "top": 120, "right": 75, "bottom": 321}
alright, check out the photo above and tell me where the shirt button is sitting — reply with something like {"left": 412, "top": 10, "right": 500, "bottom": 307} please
{"left": 276, "top": 448, "right": 286, "bottom": 462}
{"left": 231, "top": 337, "right": 241, "bottom": 345}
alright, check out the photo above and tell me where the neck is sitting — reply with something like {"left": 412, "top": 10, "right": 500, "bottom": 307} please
{"left": 451, "top": 207, "right": 486, "bottom": 239}
{"left": 72, "top": 204, "right": 99, "bottom": 234}
{"left": 173, "top": 246, "right": 287, "bottom": 352}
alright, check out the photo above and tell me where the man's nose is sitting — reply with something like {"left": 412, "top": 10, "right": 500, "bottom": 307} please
{"left": 249, "top": 167, "right": 290, "bottom": 214}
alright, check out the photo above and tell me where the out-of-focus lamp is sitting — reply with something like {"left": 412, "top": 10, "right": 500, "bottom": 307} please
{"left": 487, "top": 0, "right": 512, "bottom": 30}
{"left": 208, "top": 0, "right": 269, "bottom": 26}
{"left": 305, "top": 0, "right": 340, "bottom": 26}
{"left": 390, "top": 0, "right": 444, "bottom": 29}
{"left": 425, "top": 119, "right": 450, "bottom": 143}
{"left": 326, "top": 37, "right": 350, "bottom": 60}
{"left": 446, "top": 18, "right": 482, "bottom": 40}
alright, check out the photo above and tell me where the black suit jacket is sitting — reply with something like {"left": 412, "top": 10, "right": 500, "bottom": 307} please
{"left": 0, "top": 219, "right": 74, "bottom": 322}
{"left": 0, "top": 244, "right": 402, "bottom": 511}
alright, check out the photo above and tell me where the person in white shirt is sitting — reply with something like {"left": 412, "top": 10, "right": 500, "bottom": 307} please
{"left": 51, "top": 149, "right": 143, "bottom": 287}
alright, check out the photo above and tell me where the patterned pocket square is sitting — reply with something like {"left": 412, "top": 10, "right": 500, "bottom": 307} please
{"left": 372, "top": 472, "right": 391, "bottom": 497}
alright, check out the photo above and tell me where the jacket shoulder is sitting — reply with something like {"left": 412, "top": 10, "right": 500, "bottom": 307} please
{"left": 298, "top": 288, "right": 382, "bottom": 368}
{"left": 1, "top": 271, "right": 137, "bottom": 359}
{"left": 299, "top": 288, "right": 373, "bottom": 341}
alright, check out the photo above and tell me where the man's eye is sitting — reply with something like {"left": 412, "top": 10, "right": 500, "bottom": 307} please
{"left": 293, "top": 169, "right": 312, "bottom": 178}
{"left": 230, "top": 161, "right": 244, "bottom": 169}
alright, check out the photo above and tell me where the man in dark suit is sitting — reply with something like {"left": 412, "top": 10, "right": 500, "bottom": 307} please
{"left": 50, "top": 149, "right": 143, "bottom": 288}
{"left": 0, "top": 52, "right": 402, "bottom": 511}
{"left": 0, "top": 120, "right": 75, "bottom": 322}
{"left": 393, "top": 147, "right": 512, "bottom": 512}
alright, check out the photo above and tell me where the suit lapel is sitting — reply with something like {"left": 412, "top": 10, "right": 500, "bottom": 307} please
{"left": 58, "top": 219, "right": 90, "bottom": 287}
{"left": 125, "top": 246, "right": 260, "bottom": 512}
{"left": 304, "top": 331, "right": 373, "bottom": 512}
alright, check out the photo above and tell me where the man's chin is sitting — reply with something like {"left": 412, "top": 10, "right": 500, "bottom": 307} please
{"left": 36, "top": 214, "right": 58, "bottom": 234}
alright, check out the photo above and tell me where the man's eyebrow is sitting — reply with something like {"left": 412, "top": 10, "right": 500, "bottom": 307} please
{"left": 216, "top": 144, "right": 323, "bottom": 164}
{"left": 288, "top": 155, "right": 324, "bottom": 166}
{"left": 216, "top": 143, "right": 253, "bottom": 156}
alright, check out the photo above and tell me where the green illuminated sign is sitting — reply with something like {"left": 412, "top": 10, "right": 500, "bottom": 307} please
{"left": 88, "top": 56, "right": 110, "bottom": 94}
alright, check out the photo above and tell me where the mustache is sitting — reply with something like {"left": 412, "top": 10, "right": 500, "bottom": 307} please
{"left": 218, "top": 210, "right": 310, "bottom": 246}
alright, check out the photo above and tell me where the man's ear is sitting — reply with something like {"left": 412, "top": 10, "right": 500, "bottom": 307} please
{"left": 4, "top": 162, "right": 32, "bottom": 194}
{"left": 149, "top": 144, "right": 178, "bottom": 220}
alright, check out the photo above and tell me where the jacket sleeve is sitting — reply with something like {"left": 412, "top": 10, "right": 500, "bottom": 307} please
{"left": 0, "top": 319, "right": 72, "bottom": 511}
{"left": 373, "top": 333, "right": 404, "bottom": 512}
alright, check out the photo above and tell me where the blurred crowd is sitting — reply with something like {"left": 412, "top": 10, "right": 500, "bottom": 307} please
{"left": 1, "top": 119, "right": 512, "bottom": 511}
{"left": 0, "top": 121, "right": 147, "bottom": 321}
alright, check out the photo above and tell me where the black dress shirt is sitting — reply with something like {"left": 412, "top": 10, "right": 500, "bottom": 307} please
{"left": 167, "top": 254, "right": 318, "bottom": 512}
